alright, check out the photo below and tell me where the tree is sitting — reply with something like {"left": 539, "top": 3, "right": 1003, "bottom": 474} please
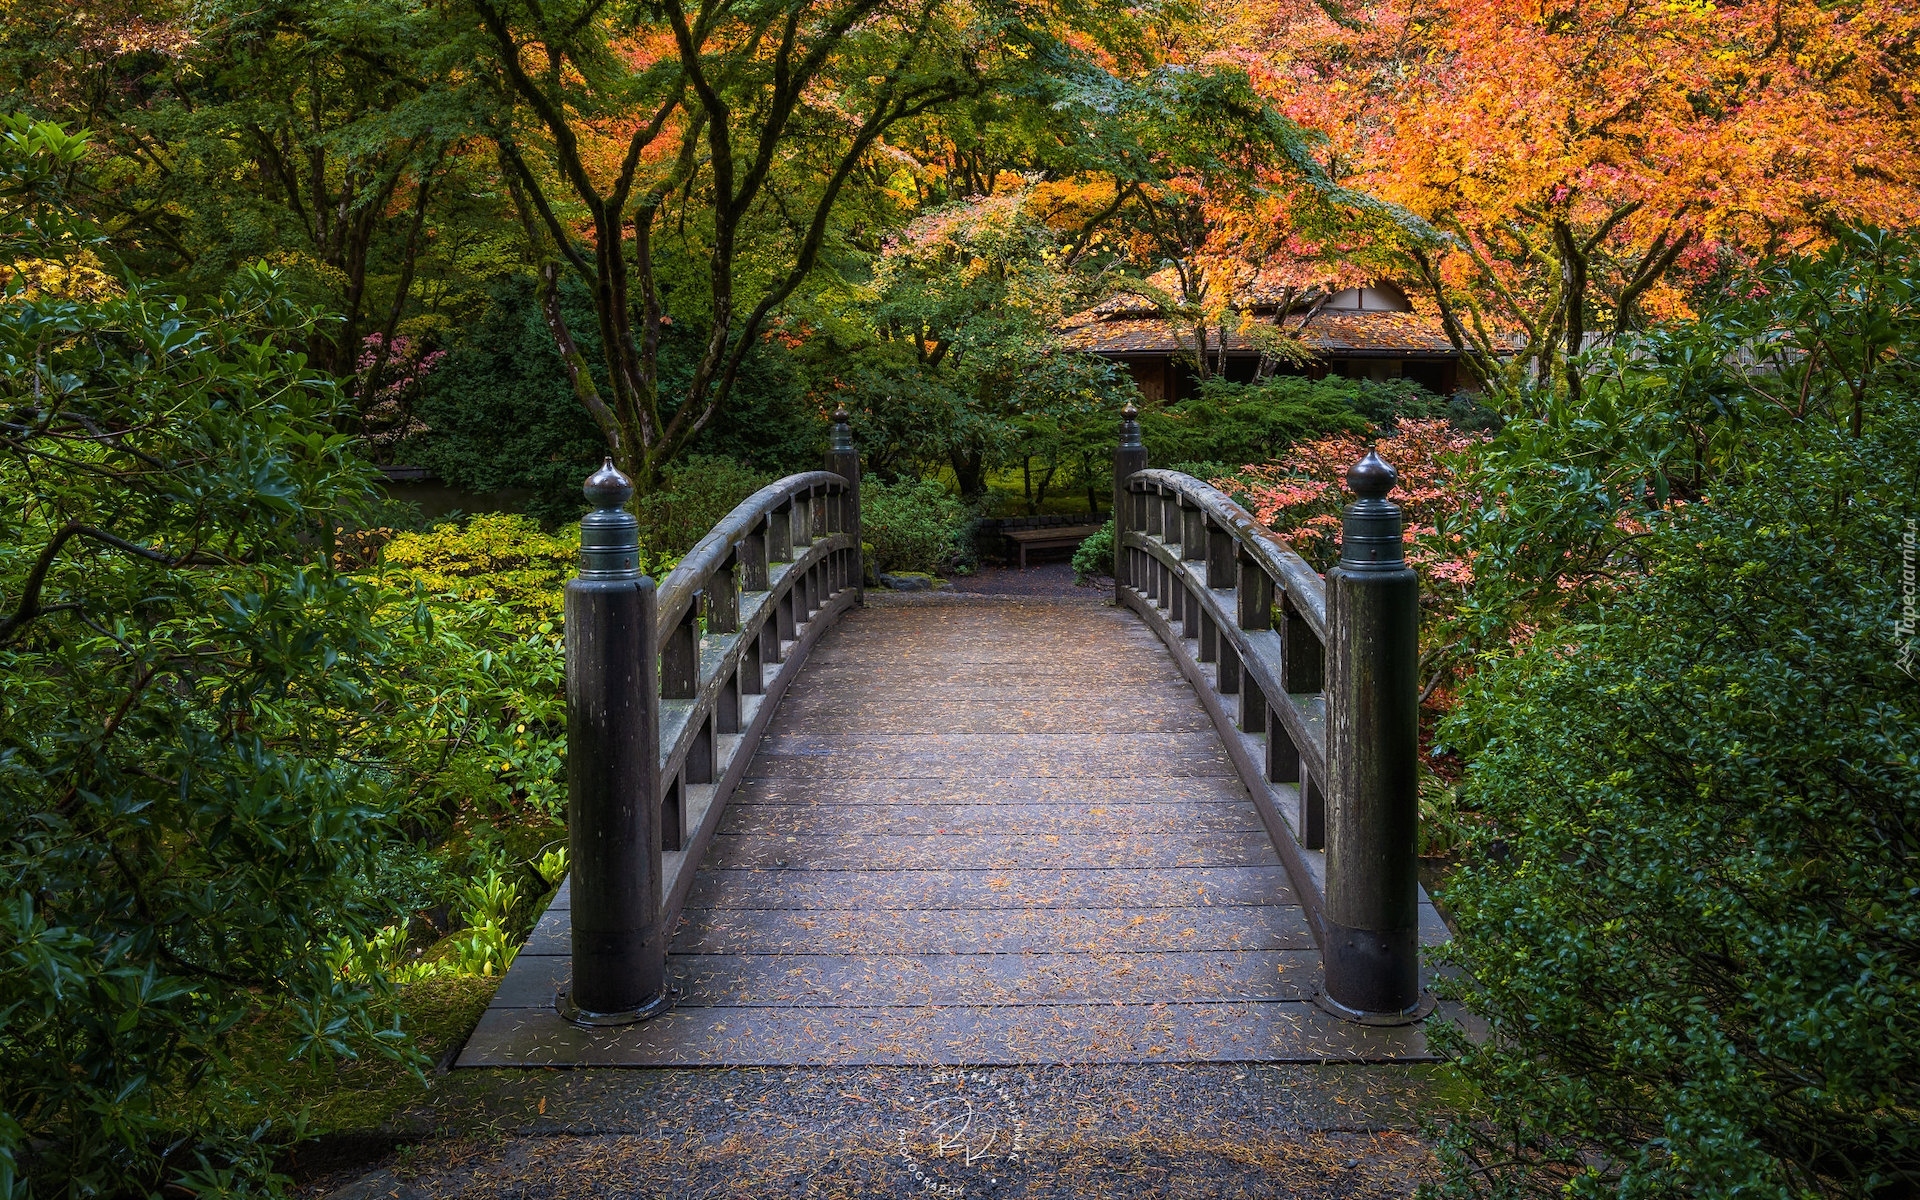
{"left": 464, "top": 0, "right": 1058, "bottom": 490}
{"left": 1242, "top": 0, "right": 1920, "bottom": 405}
{"left": 0, "top": 0, "right": 505, "bottom": 396}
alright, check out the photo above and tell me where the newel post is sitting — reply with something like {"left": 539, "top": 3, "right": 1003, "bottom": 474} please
{"left": 1323, "top": 449, "right": 1423, "bottom": 1019}
{"left": 561, "top": 459, "right": 672, "bottom": 1025}
{"left": 1112, "top": 402, "right": 1148, "bottom": 586}
{"left": 827, "top": 404, "right": 864, "bottom": 603}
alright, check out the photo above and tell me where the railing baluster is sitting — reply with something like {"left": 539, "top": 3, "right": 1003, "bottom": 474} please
{"left": 662, "top": 775, "right": 683, "bottom": 852}
{"left": 1300, "top": 774, "right": 1326, "bottom": 851}
{"left": 792, "top": 491, "right": 812, "bottom": 551}
{"left": 660, "top": 592, "right": 700, "bottom": 700}
{"left": 718, "top": 668, "right": 741, "bottom": 733}
{"left": 1208, "top": 524, "right": 1236, "bottom": 590}
{"left": 686, "top": 715, "right": 714, "bottom": 786}
{"left": 769, "top": 502, "right": 792, "bottom": 563}
{"left": 742, "top": 524, "right": 770, "bottom": 591}
{"left": 1181, "top": 504, "right": 1206, "bottom": 562}
{"left": 741, "top": 639, "right": 764, "bottom": 694}
{"left": 1239, "top": 675, "right": 1267, "bottom": 736}
{"left": 709, "top": 549, "right": 739, "bottom": 635}
{"left": 1281, "top": 593, "right": 1324, "bottom": 694}
{"left": 1198, "top": 610, "right": 1217, "bottom": 663}
{"left": 1238, "top": 550, "right": 1273, "bottom": 631}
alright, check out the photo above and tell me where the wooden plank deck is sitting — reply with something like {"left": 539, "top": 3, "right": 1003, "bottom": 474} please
{"left": 459, "top": 595, "right": 1439, "bottom": 1066}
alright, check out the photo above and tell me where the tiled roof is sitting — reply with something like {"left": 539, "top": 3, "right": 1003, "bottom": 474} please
{"left": 1058, "top": 309, "right": 1458, "bottom": 356}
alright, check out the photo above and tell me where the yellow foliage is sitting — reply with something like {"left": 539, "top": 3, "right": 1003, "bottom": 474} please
{"left": 3, "top": 253, "right": 122, "bottom": 301}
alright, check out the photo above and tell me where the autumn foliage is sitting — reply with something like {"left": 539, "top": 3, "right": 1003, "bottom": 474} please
{"left": 1223, "top": 0, "right": 1920, "bottom": 398}
{"left": 1226, "top": 418, "right": 1484, "bottom": 596}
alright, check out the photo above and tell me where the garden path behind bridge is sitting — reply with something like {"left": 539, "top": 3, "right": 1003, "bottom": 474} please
{"left": 459, "top": 592, "right": 1433, "bottom": 1066}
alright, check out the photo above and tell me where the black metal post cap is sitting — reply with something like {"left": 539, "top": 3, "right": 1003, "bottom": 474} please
{"left": 1346, "top": 448, "right": 1398, "bottom": 499}
{"left": 584, "top": 457, "right": 634, "bottom": 508}
{"left": 829, "top": 402, "right": 855, "bottom": 453}
{"left": 1122, "top": 401, "right": 1138, "bottom": 420}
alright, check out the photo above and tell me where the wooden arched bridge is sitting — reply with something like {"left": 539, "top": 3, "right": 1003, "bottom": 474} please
{"left": 458, "top": 407, "right": 1448, "bottom": 1068}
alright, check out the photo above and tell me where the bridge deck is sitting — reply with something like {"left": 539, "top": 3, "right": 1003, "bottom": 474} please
{"left": 460, "top": 594, "right": 1436, "bottom": 1065}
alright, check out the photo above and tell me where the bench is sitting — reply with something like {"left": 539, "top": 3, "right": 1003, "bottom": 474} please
{"left": 1001, "top": 523, "right": 1104, "bottom": 569}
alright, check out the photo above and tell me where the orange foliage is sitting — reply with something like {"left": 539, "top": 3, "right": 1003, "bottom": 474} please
{"left": 1208, "top": 0, "right": 1920, "bottom": 375}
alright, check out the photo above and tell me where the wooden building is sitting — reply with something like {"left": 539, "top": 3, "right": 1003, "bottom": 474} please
{"left": 1058, "top": 280, "right": 1467, "bottom": 401}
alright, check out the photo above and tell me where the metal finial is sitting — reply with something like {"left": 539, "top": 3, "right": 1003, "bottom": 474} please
{"left": 584, "top": 457, "right": 634, "bottom": 508}
{"left": 578, "top": 458, "right": 640, "bottom": 581}
{"left": 1338, "top": 447, "right": 1405, "bottom": 570}
{"left": 1119, "top": 401, "right": 1143, "bottom": 450}
{"left": 829, "top": 403, "right": 854, "bottom": 453}
{"left": 1346, "top": 447, "right": 1398, "bottom": 500}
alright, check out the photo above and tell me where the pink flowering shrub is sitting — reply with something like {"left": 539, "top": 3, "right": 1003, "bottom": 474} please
{"left": 1225, "top": 419, "right": 1485, "bottom": 606}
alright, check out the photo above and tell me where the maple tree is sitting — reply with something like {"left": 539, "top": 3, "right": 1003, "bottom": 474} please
{"left": 467, "top": 0, "right": 1153, "bottom": 490}
{"left": 1234, "top": 0, "right": 1920, "bottom": 404}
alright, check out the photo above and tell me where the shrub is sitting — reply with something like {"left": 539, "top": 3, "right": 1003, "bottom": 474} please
{"left": 634, "top": 454, "right": 776, "bottom": 558}
{"left": 1071, "top": 519, "right": 1114, "bottom": 583}
{"left": 1429, "top": 414, "right": 1920, "bottom": 1199}
{"left": 1, "top": 119, "right": 416, "bottom": 1195}
{"left": 861, "top": 476, "right": 970, "bottom": 574}
{"left": 1133, "top": 374, "right": 1486, "bottom": 470}
{"left": 382, "top": 514, "right": 580, "bottom": 631}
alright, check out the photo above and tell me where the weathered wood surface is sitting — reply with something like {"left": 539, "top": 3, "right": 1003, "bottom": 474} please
{"left": 460, "top": 596, "right": 1440, "bottom": 1066}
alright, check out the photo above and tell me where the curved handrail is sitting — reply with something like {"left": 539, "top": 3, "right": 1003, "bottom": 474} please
{"left": 1130, "top": 468, "right": 1327, "bottom": 638}
{"left": 656, "top": 469, "right": 851, "bottom": 634}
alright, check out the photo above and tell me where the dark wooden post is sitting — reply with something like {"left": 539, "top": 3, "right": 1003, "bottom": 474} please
{"left": 1238, "top": 550, "right": 1273, "bottom": 631}
{"left": 769, "top": 502, "right": 793, "bottom": 563}
{"left": 1324, "top": 449, "right": 1422, "bottom": 1019}
{"left": 1207, "top": 525, "right": 1237, "bottom": 591}
{"left": 1112, "top": 403, "right": 1147, "bottom": 587}
{"left": 562, "top": 460, "right": 672, "bottom": 1025}
{"left": 709, "top": 550, "right": 739, "bottom": 635}
{"left": 661, "top": 595, "right": 699, "bottom": 700}
{"left": 1181, "top": 505, "right": 1206, "bottom": 563}
{"left": 742, "top": 524, "right": 770, "bottom": 592}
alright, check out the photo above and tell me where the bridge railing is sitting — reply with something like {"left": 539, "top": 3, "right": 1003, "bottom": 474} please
{"left": 1111, "top": 403, "right": 1424, "bottom": 1021}
{"left": 559, "top": 409, "right": 863, "bottom": 1025}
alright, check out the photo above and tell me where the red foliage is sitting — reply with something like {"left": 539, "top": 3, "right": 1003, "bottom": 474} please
{"left": 1226, "top": 419, "right": 1485, "bottom": 602}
